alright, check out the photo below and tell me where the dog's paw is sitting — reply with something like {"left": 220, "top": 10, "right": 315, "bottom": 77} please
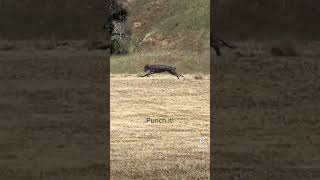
{"left": 137, "top": 73, "right": 144, "bottom": 77}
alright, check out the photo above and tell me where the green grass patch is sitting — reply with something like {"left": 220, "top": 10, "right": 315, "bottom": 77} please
{"left": 110, "top": 49, "right": 210, "bottom": 74}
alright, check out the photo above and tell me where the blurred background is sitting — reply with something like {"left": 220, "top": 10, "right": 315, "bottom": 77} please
{"left": 0, "top": 0, "right": 106, "bottom": 40}
{"left": 212, "top": 0, "right": 320, "bottom": 40}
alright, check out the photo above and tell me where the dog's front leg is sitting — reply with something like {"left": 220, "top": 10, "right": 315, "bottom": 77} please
{"left": 141, "top": 72, "right": 153, "bottom": 77}
{"left": 141, "top": 73, "right": 150, "bottom": 77}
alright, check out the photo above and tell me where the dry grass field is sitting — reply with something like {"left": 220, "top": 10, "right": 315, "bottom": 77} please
{"left": 0, "top": 48, "right": 108, "bottom": 179}
{"left": 212, "top": 41, "right": 320, "bottom": 180}
{"left": 110, "top": 74, "right": 210, "bottom": 179}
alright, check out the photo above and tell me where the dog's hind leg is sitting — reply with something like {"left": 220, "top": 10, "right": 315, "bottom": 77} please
{"left": 173, "top": 70, "right": 184, "bottom": 78}
{"left": 168, "top": 70, "right": 180, "bottom": 79}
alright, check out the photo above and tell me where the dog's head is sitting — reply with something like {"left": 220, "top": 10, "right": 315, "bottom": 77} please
{"left": 144, "top": 64, "right": 150, "bottom": 72}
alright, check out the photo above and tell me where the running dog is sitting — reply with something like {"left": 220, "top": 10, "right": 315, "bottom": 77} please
{"left": 141, "top": 64, "right": 184, "bottom": 79}
{"left": 211, "top": 36, "right": 236, "bottom": 56}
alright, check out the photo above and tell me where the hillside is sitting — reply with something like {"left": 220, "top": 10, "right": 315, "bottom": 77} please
{"left": 110, "top": 0, "right": 210, "bottom": 73}
{"left": 129, "top": 0, "right": 210, "bottom": 50}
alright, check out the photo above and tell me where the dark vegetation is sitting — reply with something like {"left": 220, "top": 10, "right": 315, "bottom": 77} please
{"left": 108, "top": 0, "right": 130, "bottom": 54}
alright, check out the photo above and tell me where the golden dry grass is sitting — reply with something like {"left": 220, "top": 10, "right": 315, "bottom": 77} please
{"left": 110, "top": 74, "right": 210, "bottom": 179}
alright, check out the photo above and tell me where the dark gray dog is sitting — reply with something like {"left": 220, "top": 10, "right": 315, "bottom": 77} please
{"left": 141, "top": 64, "right": 184, "bottom": 79}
